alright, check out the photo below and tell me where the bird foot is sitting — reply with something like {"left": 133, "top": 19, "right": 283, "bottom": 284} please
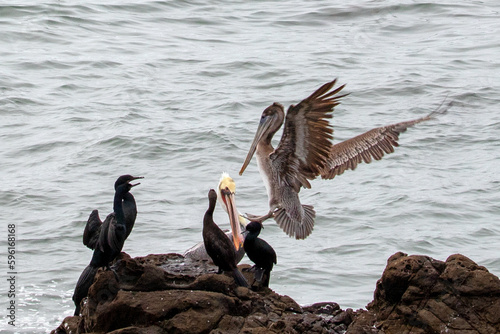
{"left": 111, "top": 268, "right": 120, "bottom": 282}
{"left": 107, "top": 264, "right": 120, "bottom": 282}
{"left": 242, "top": 265, "right": 257, "bottom": 273}
{"left": 243, "top": 211, "right": 274, "bottom": 223}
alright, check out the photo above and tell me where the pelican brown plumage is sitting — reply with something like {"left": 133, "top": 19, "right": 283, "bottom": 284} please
{"left": 239, "top": 79, "right": 448, "bottom": 240}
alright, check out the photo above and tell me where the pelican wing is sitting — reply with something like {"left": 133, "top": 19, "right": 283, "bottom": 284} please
{"left": 83, "top": 209, "right": 102, "bottom": 250}
{"left": 271, "top": 79, "right": 347, "bottom": 192}
{"left": 320, "top": 114, "right": 433, "bottom": 179}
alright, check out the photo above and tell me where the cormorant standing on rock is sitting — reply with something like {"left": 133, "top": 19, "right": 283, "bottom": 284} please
{"left": 83, "top": 175, "right": 143, "bottom": 249}
{"left": 243, "top": 221, "right": 277, "bottom": 288}
{"left": 72, "top": 175, "right": 142, "bottom": 316}
{"left": 203, "top": 189, "right": 248, "bottom": 287}
{"left": 184, "top": 173, "right": 247, "bottom": 264}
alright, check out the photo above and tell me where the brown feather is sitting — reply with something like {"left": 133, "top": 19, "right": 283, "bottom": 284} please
{"left": 271, "top": 79, "right": 348, "bottom": 189}
{"left": 320, "top": 112, "right": 438, "bottom": 180}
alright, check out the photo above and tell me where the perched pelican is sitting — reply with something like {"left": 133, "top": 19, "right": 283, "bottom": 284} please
{"left": 217, "top": 172, "right": 246, "bottom": 251}
{"left": 73, "top": 175, "right": 142, "bottom": 315}
{"left": 83, "top": 175, "right": 143, "bottom": 250}
{"left": 239, "top": 79, "right": 447, "bottom": 239}
{"left": 243, "top": 221, "right": 277, "bottom": 288}
{"left": 184, "top": 173, "right": 248, "bottom": 263}
{"left": 203, "top": 189, "right": 249, "bottom": 287}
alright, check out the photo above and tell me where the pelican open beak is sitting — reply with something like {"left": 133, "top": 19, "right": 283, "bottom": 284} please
{"left": 239, "top": 115, "right": 273, "bottom": 175}
{"left": 220, "top": 187, "right": 244, "bottom": 251}
{"left": 129, "top": 176, "right": 144, "bottom": 187}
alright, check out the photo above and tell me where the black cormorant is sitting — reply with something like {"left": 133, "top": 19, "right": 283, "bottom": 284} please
{"left": 243, "top": 221, "right": 277, "bottom": 288}
{"left": 72, "top": 176, "right": 141, "bottom": 315}
{"left": 184, "top": 172, "right": 247, "bottom": 264}
{"left": 83, "top": 175, "right": 143, "bottom": 249}
{"left": 202, "top": 189, "right": 248, "bottom": 287}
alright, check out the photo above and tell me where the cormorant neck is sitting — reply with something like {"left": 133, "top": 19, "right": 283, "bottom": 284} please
{"left": 123, "top": 192, "right": 136, "bottom": 205}
{"left": 113, "top": 187, "right": 128, "bottom": 225}
{"left": 203, "top": 199, "right": 216, "bottom": 226}
{"left": 245, "top": 231, "right": 259, "bottom": 243}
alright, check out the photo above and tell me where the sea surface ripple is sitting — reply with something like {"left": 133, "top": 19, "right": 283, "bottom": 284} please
{"left": 0, "top": 1, "right": 499, "bottom": 332}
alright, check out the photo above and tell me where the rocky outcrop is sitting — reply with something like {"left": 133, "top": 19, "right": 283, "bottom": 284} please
{"left": 53, "top": 253, "right": 353, "bottom": 334}
{"left": 349, "top": 252, "right": 500, "bottom": 334}
{"left": 53, "top": 252, "right": 500, "bottom": 334}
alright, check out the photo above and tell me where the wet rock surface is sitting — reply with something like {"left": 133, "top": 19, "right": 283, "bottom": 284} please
{"left": 53, "top": 253, "right": 351, "bottom": 334}
{"left": 349, "top": 252, "right": 500, "bottom": 334}
{"left": 52, "top": 252, "right": 500, "bottom": 334}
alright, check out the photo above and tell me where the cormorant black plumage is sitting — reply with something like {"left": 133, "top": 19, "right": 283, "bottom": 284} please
{"left": 243, "top": 221, "right": 277, "bottom": 288}
{"left": 202, "top": 189, "right": 248, "bottom": 287}
{"left": 83, "top": 175, "right": 143, "bottom": 249}
{"left": 73, "top": 176, "right": 141, "bottom": 315}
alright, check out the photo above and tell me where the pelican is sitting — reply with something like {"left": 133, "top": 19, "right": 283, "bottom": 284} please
{"left": 184, "top": 173, "right": 248, "bottom": 262}
{"left": 239, "top": 79, "right": 447, "bottom": 239}
{"left": 217, "top": 172, "right": 246, "bottom": 250}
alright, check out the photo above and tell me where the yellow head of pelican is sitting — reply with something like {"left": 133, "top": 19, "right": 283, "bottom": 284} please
{"left": 218, "top": 172, "right": 246, "bottom": 251}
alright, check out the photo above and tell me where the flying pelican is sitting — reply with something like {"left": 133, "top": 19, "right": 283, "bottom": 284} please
{"left": 184, "top": 173, "right": 248, "bottom": 262}
{"left": 239, "top": 79, "right": 447, "bottom": 239}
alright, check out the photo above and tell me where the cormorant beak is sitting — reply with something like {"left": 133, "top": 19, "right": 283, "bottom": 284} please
{"left": 129, "top": 176, "right": 144, "bottom": 187}
{"left": 221, "top": 187, "right": 244, "bottom": 251}
{"left": 239, "top": 115, "right": 273, "bottom": 175}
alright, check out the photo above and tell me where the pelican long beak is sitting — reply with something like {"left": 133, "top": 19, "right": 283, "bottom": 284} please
{"left": 221, "top": 188, "right": 244, "bottom": 250}
{"left": 239, "top": 116, "right": 272, "bottom": 175}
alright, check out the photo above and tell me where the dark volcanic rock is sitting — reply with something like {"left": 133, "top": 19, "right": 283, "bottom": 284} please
{"left": 348, "top": 252, "right": 500, "bottom": 334}
{"left": 53, "top": 253, "right": 347, "bottom": 334}
{"left": 53, "top": 252, "right": 500, "bottom": 334}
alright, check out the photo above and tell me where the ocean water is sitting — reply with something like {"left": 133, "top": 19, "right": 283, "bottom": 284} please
{"left": 1, "top": 1, "right": 499, "bottom": 332}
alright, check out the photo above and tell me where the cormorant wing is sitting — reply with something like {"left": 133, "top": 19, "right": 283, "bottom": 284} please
{"left": 256, "top": 238, "right": 277, "bottom": 265}
{"left": 271, "top": 80, "right": 347, "bottom": 192}
{"left": 83, "top": 209, "right": 102, "bottom": 250}
{"left": 98, "top": 212, "right": 115, "bottom": 253}
{"left": 106, "top": 216, "right": 126, "bottom": 255}
{"left": 204, "top": 227, "right": 237, "bottom": 269}
{"left": 320, "top": 113, "right": 435, "bottom": 180}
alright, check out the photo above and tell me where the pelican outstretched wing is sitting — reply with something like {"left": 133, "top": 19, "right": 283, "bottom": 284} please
{"left": 83, "top": 209, "right": 102, "bottom": 250}
{"left": 271, "top": 79, "right": 348, "bottom": 192}
{"left": 320, "top": 114, "right": 434, "bottom": 179}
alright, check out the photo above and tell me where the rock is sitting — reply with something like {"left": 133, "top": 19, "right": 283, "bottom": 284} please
{"left": 349, "top": 252, "right": 500, "bottom": 334}
{"left": 53, "top": 252, "right": 500, "bottom": 334}
{"left": 53, "top": 253, "right": 350, "bottom": 334}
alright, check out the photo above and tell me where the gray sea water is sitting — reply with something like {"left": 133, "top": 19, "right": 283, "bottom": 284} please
{"left": 1, "top": 1, "right": 499, "bottom": 332}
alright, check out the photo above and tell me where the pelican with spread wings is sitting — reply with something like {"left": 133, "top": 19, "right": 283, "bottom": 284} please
{"left": 239, "top": 79, "right": 446, "bottom": 240}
